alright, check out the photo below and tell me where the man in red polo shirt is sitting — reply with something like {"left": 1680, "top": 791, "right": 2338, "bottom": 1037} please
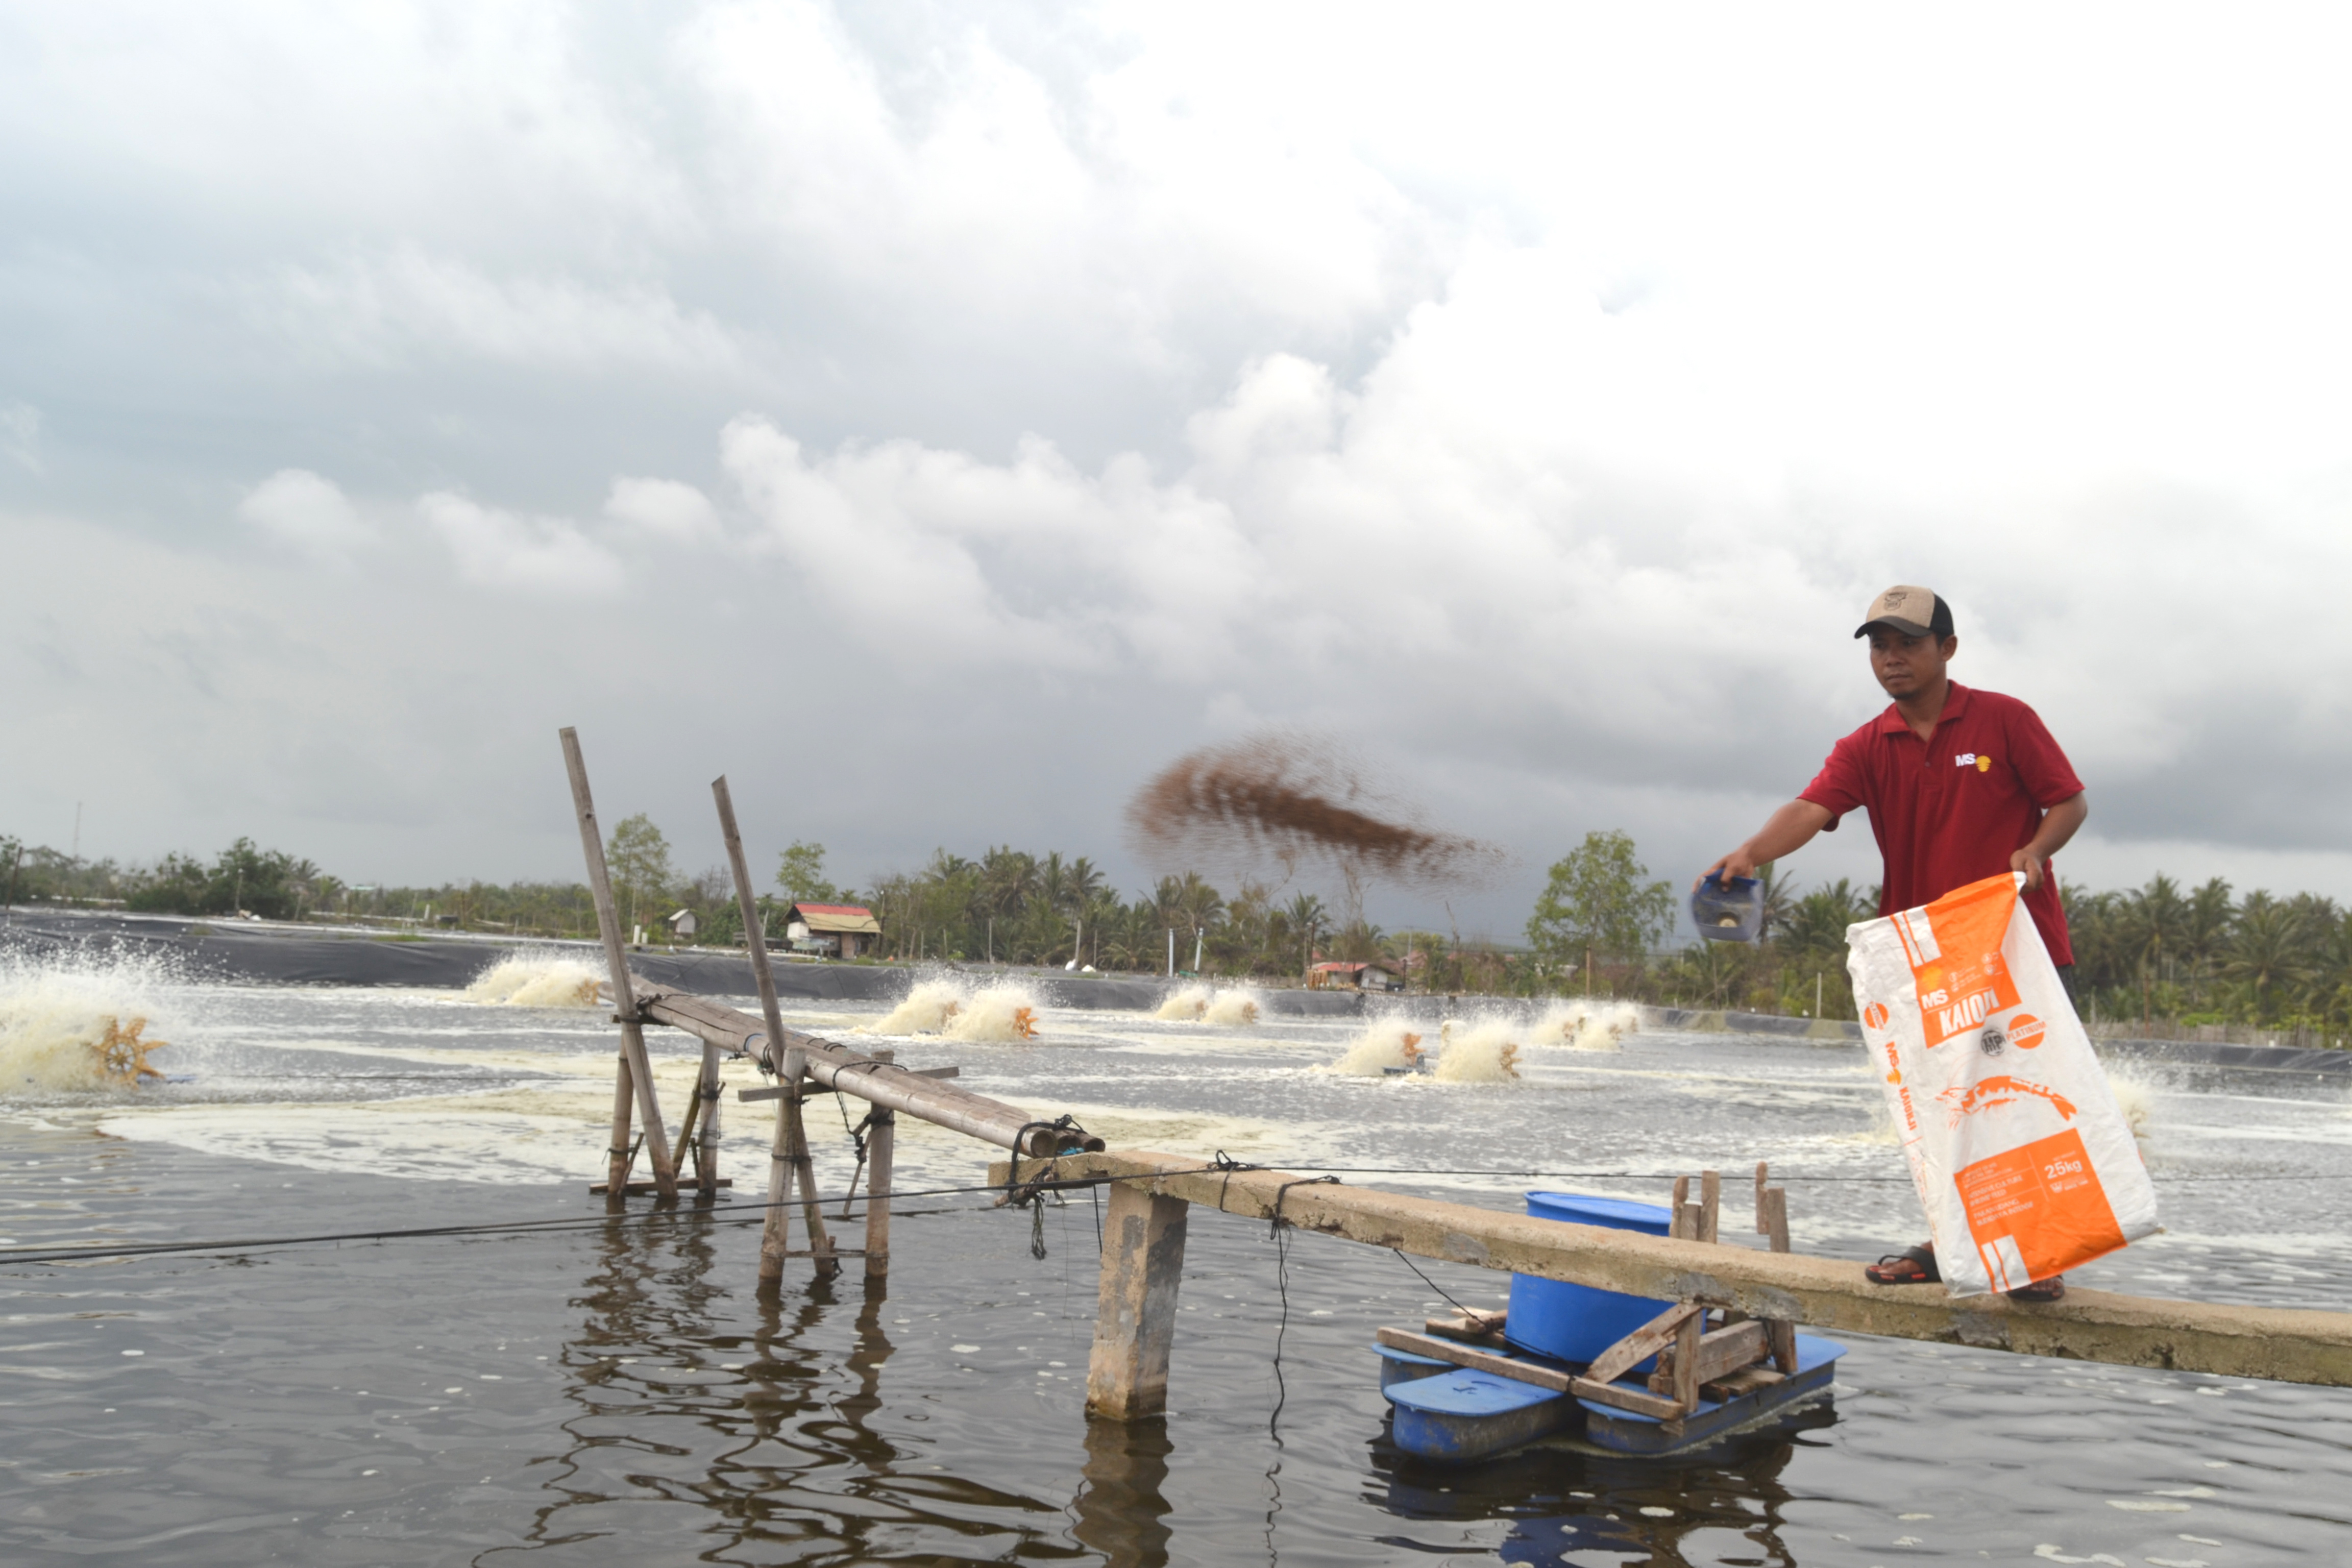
{"left": 1702, "top": 583, "right": 2089, "bottom": 1299}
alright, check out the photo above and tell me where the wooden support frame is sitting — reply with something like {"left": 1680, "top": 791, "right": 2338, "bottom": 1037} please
{"left": 713, "top": 774, "right": 838, "bottom": 1280}
{"left": 635, "top": 985, "right": 1099, "bottom": 1157}
{"left": 558, "top": 727, "right": 676, "bottom": 1201}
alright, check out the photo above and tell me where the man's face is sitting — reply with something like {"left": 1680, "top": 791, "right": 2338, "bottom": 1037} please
{"left": 1869, "top": 628, "right": 1956, "bottom": 699}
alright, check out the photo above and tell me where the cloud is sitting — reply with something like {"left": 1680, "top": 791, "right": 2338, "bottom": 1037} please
{"left": 419, "top": 492, "right": 625, "bottom": 599}
{"left": 249, "top": 249, "right": 745, "bottom": 374}
{"left": 0, "top": 402, "right": 39, "bottom": 473}
{"left": 605, "top": 476, "right": 722, "bottom": 544}
{"left": 14, "top": 2, "right": 2352, "bottom": 916}
{"left": 237, "top": 469, "right": 372, "bottom": 566}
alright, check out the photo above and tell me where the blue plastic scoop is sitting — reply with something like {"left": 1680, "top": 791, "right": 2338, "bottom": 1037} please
{"left": 1691, "top": 873, "right": 1762, "bottom": 943}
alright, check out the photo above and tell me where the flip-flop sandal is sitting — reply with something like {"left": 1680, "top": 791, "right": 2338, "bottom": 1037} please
{"left": 2007, "top": 1275, "right": 2066, "bottom": 1303}
{"left": 1865, "top": 1243, "right": 1939, "bottom": 1285}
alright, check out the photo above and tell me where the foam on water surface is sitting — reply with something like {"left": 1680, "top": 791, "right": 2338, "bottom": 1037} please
{"left": 0, "top": 948, "right": 182, "bottom": 1094}
{"left": 462, "top": 952, "right": 605, "bottom": 1009}
{"left": 1434, "top": 1019, "right": 1523, "bottom": 1082}
{"left": 870, "top": 979, "right": 967, "bottom": 1035}
{"left": 948, "top": 986, "right": 1042, "bottom": 1042}
{"left": 1329, "top": 1019, "right": 1429, "bottom": 1076}
{"left": 1155, "top": 984, "right": 1210, "bottom": 1021}
{"left": 1530, "top": 999, "right": 1639, "bottom": 1050}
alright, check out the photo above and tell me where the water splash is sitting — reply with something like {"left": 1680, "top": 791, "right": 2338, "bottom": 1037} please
{"left": 1204, "top": 990, "right": 1262, "bottom": 1027}
{"left": 1329, "top": 1019, "right": 1429, "bottom": 1076}
{"left": 0, "top": 949, "right": 179, "bottom": 1094}
{"left": 947, "top": 986, "right": 1041, "bottom": 1043}
{"left": 2105, "top": 1066, "right": 2156, "bottom": 1143}
{"left": 871, "top": 980, "right": 967, "bottom": 1036}
{"left": 1156, "top": 985, "right": 1210, "bottom": 1021}
{"left": 1531, "top": 1000, "right": 1638, "bottom": 1051}
{"left": 463, "top": 952, "right": 604, "bottom": 1009}
{"left": 1435, "top": 1020, "right": 1522, "bottom": 1082}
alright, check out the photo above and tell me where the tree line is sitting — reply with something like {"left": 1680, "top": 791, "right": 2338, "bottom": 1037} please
{"left": 11, "top": 821, "right": 2352, "bottom": 1030}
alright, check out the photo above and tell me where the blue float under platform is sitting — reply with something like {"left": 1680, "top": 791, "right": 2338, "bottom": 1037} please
{"left": 1378, "top": 1333, "right": 1843, "bottom": 1463}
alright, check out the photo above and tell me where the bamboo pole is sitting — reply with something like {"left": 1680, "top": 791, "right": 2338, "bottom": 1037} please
{"left": 606, "top": 1053, "right": 635, "bottom": 1202}
{"left": 758, "top": 1101, "right": 793, "bottom": 1284}
{"left": 558, "top": 727, "right": 676, "bottom": 1200}
{"left": 713, "top": 775, "right": 837, "bottom": 1278}
{"left": 864, "top": 1109, "right": 895, "bottom": 1281}
{"left": 631, "top": 984, "right": 1104, "bottom": 1157}
{"left": 695, "top": 1039, "right": 721, "bottom": 1196}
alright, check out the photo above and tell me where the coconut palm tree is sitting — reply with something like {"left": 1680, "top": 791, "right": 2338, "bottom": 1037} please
{"left": 2219, "top": 892, "right": 2312, "bottom": 1023}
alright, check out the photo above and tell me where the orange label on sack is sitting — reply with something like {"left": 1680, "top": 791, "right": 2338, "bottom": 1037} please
{"left": 1954, "top": 1128, "right": 2126, "bottom": 1289}
{"left": 1891, "top": 874, "right": 2022, "bottom": 1047}
{"left": 1937, "top": 1073, "right": 2077, "bottom": 1125}
{"left": 1862, "top": 1001, "right": 1890, "bottom": 1030}
{"left": 2008, "top": 1014, "right": 2046, "bottom": 1049}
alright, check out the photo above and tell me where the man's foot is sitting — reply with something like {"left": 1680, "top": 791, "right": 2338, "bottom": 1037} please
{"left": 1865, "top": 1243, "right": 1939, "bottom": 1284}
{"left": 2007, "top": 1274, "right": 2066, "bottom": 1303}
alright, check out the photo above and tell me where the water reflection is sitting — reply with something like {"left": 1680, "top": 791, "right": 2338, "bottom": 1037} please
{"left": 1072, "top": 1415, "right": 1173, "bottom": 1568}
{"left": 1371, "top": 1406, "right": 1834, "bottom": 1568}
{"left": 492, "top": 1213, "right": 1087, "bottom": 1565}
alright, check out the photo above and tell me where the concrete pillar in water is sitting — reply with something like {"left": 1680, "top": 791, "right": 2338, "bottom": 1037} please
{"left": 1087, "top": 1182, "right": 1190, "bottom": 1419}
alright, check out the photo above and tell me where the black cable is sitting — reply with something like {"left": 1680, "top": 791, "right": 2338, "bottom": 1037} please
{"left": 1391, "top": 1247, "right": 1478, "bottom": 1319}
{"left": 3, "top": 1151, "right": 2314, "bottom": 1270}
{"left": 1263, "top": 1174, "right": 1339, "bottom": 1439}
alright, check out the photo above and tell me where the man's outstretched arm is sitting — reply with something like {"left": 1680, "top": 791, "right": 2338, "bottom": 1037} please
{"left": 1700, "top": 799, "right": 1836, "bottom": 886}
{"left": 2012, "top": 792, "right": 2087, "bottom": 893}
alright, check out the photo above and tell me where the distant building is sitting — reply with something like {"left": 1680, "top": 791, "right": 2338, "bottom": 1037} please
{"left": 666, "top": 909, "right": 698, "bottom": 941}
{"left": 785, "top": 901, "right": 882, "bottom": 959}
{"left": 1308, "top": 960, "right": 1402, "bottom": 993}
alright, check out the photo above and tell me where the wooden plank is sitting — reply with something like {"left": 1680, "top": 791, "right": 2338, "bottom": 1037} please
{"left": 1670, "top": 1309, "right": 1702, "bottom": 1410}
{"left": 1699, "top": 1170, "right": 1721, "bottom": 1244}
{"left": 592, "top": 1179, "right": 732, "bottom": 1195}
{"left": 1760, "top": 1185, "right": 1797, "bottom": 1369}
{"left": 737, "top": 1066, "right": 957, "bottom": 1101}
{"left": 558, "top": 728, "right": 676, "bottom": 1200}
{"left": 1690, "top": 1319, "right": 1770, "bottom": 1383}
{"left": 1424, "top": 1309, "right": 1507, "bottom": 1343}
{"left": 1584, "top": 1301, "right": 1704, "bottom": 1387}
{"left": 1016, "top": 1148, "right": 2352, "bottom": 1389}
{"left": 1701, "top": 1365, "right": 1785, "bottom": 1402}
{"left": 1375, "top": 1328, "right": 1575, "bottom": 1393}
{"left": 714, "top": 775, "right": 836, "bottom": 1278}
{"left": 1568, "top": 1375, "right": 1686, "bottom": 1420}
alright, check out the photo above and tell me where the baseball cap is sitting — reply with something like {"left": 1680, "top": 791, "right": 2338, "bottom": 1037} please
{"left": 1854, "top": 584, "right": 1954, "bottom": 640}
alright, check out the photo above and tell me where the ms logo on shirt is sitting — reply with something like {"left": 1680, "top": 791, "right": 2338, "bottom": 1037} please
{"left": 1954, "top": 753, "right": 1993, "bottom": 772}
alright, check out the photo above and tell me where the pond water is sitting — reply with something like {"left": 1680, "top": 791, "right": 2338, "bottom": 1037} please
{"left": 3, "top": 955, "right": 2348, "bottom": 1565}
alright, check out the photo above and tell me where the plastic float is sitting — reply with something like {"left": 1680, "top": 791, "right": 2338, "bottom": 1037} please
{"left": 1376, "top": 1171, "right": 1843, "bottom": 1461}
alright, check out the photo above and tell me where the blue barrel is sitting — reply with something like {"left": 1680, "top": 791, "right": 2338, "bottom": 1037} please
{"left": 1506, "top": 1193, "right": 1673, "bottom": 1365}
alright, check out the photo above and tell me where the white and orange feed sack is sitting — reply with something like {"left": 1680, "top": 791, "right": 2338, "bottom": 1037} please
{"left": 1846, "top": 872, "right": 2158, "bottom": 1297}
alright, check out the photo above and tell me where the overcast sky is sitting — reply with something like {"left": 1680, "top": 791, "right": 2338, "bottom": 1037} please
{"left": 6, "top": 3, "right": 2352, "bottom": 939}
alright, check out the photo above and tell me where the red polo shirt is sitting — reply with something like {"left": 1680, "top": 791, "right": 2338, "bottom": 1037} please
{"left": 1799, "top": 682, "right": 2085, "bottom": 965}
